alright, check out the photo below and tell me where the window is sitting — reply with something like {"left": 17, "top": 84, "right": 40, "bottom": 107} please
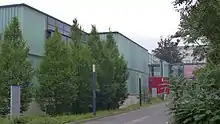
{"left": 56, "top": 21, "right": 63, "bottom": 29}
{"left": 64, "top": 31, "right": 70, "bottom": 37}
{"left": 48, "top": 17, "right": 55, "bottom": 25}
{"left": 46, "top": 30, "right": 52, "bottom": 39}
{"left": 58, "top": 28, "right": 63, "bottom": 34}
{"left": 48, "top": 25, "right": 55, "bottom": 31}
{"left": 64, "top": 24, "right": 71, "bottom": 32}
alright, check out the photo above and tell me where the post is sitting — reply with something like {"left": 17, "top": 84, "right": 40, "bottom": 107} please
{"left": 92, "top": 64, "right": 96, "bottom": 115}
{"left": 10, "top": 85, "right": 21, "bottom": 118}
{"left": 139, "top": 75, "right": 142, "bottom": 107}
{"left": 160, "top": 60, "right": 163, "bottom": 77}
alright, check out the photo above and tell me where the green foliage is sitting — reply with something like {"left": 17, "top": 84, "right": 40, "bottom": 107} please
{"left": 27, "top": 117, "right": 61, "bottom": 124}
{"left": 112, "top": 55, "right": 129, "bottom": 107}
{"left": 0, "top": 17, "right": 34, "bottom": 115}
{"left": 96, "top": 29, "right": 129, "bottom": 109}
{"left": 173, "top": 0, "right": 220, "bottom": 64}
{"left": 36, "top": 28, "right": 78, "bottom": 115}
{"left": 169, "top": 1, "right": 220, "bottom": 123}
{"left": 87, "top": 25, "right": 102, "bottom": 64}
{"left": 152, "top": 36, "right": 184, "bottom": 63}
{"left": 169, "top": 66, "right": 220, "bottom": 124}
{"left": 70, "top": 18, "right": 93, "bottom": 114}
{"left": 0, "top": 40, "right": 3, "bottom": 52}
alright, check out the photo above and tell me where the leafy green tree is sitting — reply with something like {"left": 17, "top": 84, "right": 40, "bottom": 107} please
{"left": 87, "top": 25, "right": 103, "bottom": 110}
{"left": 97, "top": 30, "right": 129, "bottom": 109}
{"left": 152, "top": 36, "right": 184, "bottom": 64}
{"left": 87, "top": 25, "right": 102, "bottom": 64}
{"left": 112, "top": 55, "right": 129, "bottom": 108}
{"left": 70, "top": 18, "right": 93, "bottom": 113}
{"left": 168, "top": 0, "right": 220, "bottom": 123}
{"left": 0, "top": 17, "right": 34, "bottom": 115}
{"left": 36, "top": 28, "right": 77, "bottom": 115}
{"left": 172, "top": 0, "right": 220, "bottom": 64}
{"left": 0, "top": 40, "right": 2, "bottom": 51}
{"left": 107, "top": 31, "right": 129, "bottom": 108}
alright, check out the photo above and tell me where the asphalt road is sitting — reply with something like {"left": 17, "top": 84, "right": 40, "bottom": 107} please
{"left": 83, "top": 102, "right": 169, "bottom": 124}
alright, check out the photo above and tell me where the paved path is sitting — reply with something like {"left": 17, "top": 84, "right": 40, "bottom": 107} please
{"left": 83, "top": 102, "right": 169, "bottom": 124}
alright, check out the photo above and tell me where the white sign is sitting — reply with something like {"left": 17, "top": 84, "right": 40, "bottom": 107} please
{"left": 10, "top": 85, "right": 21, "bottom": 117}
{"left": 152, "top": 88, "right": 157, "bottom": 97}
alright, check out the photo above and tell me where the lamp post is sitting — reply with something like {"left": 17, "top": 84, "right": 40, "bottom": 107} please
{"left": 92, "top": 64, "right": 96, "bottom": 115}
{"left": 139, "top": 74, "right": 142, "bottom": 107}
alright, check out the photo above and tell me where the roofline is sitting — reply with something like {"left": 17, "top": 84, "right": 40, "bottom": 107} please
{"left": 98, "top": 31, "right": 148, "bottom": 52}
{"left": 0, "top": 3, "right": 149, "bottom": 52}
{"left": 0, "top": 3, "right": 89, "bottom": 35}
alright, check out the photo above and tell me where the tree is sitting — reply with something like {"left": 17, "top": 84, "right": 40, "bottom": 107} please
{"left": 36, "top": 28, "right": 77, "bottom": 115}
{"left": 0, "top": 40, "right": 2, "bottom": 51}
{"left": 70, "top": 18, "right": 93, "bottom": 113}
{"left": 96, "top": 35, "right": 115, "bottom": 110}
{"left": 167, "top": 0, "right": 220, "bottom": 123}
{"left": 97, "top": 29, "right": 129, "bottom": 109}
{"left": 87, "top": 25, "right": 102, "bottom": 64}
{"left": 0, "top": 17, "right": 34, "bottom": 115}
{"left": 152, "top": 36, "right": 184, "bottom": 64}
{"left": 109, "top": 31, "right": 129, "bottom": 108}
{"left": 112, "top": 55, "right": 129, "bottom": 108}
{"left": 172, "top": 0, "right": 220, "bottom": 64}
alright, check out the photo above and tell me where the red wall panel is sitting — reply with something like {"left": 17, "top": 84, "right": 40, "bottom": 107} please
{"left": 149, "top": 77, "right": 170, "bottom": 95}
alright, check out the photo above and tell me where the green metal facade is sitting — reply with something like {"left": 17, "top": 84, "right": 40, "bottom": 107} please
{"left": 99, "top": 33, "right": 149, "bottom": 94}
{"left": 22, "top": 6, "right": 46, "bottom": 56}
{"left": 0, "top": 5, "right": 46, "bottom": 57}
{"left": 0, "top": 6, "right": 23, "bottom": 36}
{"left": 0, "top": 4, "right": 170, "bottom": 95}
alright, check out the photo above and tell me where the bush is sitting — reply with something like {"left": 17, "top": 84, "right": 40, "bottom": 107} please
{"left": 12, "top": 117, "right": 29, "bottom": 124}
{"left": 168, "top": 66, "right": 220, "bottom": 124}
{"left": 0, "top": 118, "right": 13, "bottom": 124}
{"left": 27, "top": 117, "right": 61, "bottom": 124}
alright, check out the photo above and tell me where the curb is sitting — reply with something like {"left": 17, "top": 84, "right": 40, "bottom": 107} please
{"left": 70, "top": 101, "right": 164, "bottom": 124}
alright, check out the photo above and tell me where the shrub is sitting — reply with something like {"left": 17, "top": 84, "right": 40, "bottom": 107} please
{"left": 27, "top": 117, "right": 61, "bottom": 124}
{"left": 168, "top": 66, "right": 220, "bottom": 124}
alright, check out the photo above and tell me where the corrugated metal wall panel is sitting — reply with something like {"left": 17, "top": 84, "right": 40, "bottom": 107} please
{"left": 116, "top": 34, "right": 149, "bottom": 94}
{"left": 22, "top": 6, "right": 46, "bottom": 56}
{"left": 0, "top": 6, "right": 23, "bottom": 35}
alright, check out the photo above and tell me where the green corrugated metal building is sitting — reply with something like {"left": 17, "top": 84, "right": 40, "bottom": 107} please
{"left": 0, "top": 3, "right": 169, "bottom": 97}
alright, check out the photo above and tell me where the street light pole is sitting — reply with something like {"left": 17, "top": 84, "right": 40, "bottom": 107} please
{"left": 139, "top": 74, "right": 142, "bottom": 107}
{"left": 92, "top": 64, "right": 96, "bottom": 115}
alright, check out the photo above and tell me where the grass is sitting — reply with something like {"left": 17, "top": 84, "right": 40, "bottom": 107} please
{"left": 0, "top": 97, "right": 163, "bottom": 124}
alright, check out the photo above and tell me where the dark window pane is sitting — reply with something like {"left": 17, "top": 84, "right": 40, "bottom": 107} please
{"left": 48, "top": 25, "right": 55, "bottom": 31}
{"left": 64, "top": 24, "right": 71, "bottom": 32}
{"left": 48, "top": 17, "right": 55, "bottom": 25}
{"left": 46, "top": 30, "right": 52, "bottom": 39}
{"left": 56, "top": 21, "right": 63, "bottom": 29}
{"left": 58, "top": 28, "right": 63, "bottom": 34}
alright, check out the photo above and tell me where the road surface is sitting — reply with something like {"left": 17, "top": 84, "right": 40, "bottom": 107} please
{"left": 83, "top": 102, "right": 169, "bottom": 124}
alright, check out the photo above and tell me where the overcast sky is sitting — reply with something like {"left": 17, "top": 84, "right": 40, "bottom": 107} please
{"left": 1, "top": 0, "right": 180, "bottom": 52}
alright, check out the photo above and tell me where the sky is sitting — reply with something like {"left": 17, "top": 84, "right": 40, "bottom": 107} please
{"left": 0, "top": 0, "right": 180, "bottom": 52}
